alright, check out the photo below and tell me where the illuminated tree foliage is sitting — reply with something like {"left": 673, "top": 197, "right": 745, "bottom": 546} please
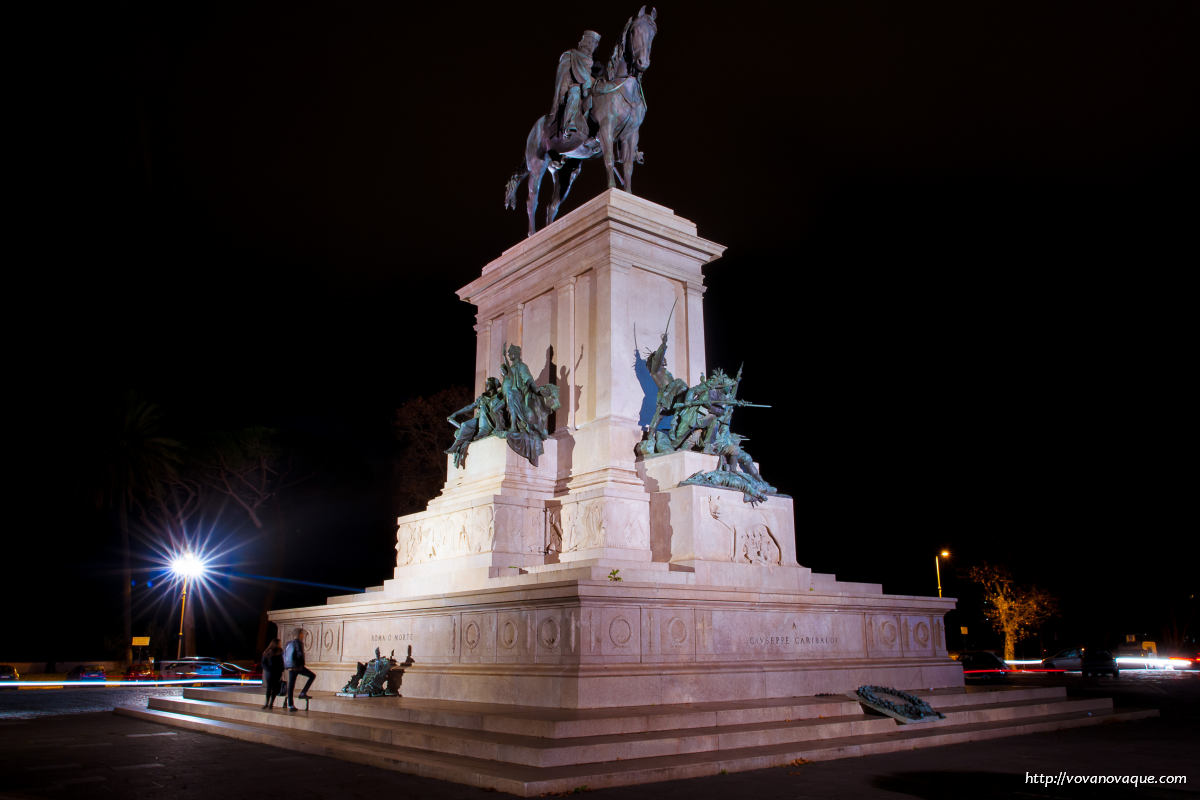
{"left": 967, "top": 563, "right": 1058, "bottom": 661}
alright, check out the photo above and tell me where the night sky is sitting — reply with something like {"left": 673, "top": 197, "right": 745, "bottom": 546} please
{"left": 10, "top": 1, "right": 1196, "bottom": 662}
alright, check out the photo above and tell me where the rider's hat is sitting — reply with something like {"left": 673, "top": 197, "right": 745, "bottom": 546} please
{"left": 580, "top": 30, "right": 601, "bottom": 45}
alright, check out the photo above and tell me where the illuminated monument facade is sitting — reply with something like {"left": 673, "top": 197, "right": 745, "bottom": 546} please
{"left": 269, "top": 189, "right": 961, "bottom": 707}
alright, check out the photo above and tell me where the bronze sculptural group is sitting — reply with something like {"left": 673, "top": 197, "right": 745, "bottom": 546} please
{"left": 446, "top": 344, "right": 561, "bottom": 468}
{"left": 505, "top": 7, "right": 658, "bottom": 237}
{"left": 637, "top": 333, "right": 779, "bottom": 505}
{"left": 337, "top": 647, "right": 413, "bottom": 698}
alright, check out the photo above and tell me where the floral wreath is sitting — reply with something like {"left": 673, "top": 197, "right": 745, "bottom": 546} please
{"left": 855, "top": 685, "right": 945, "bottom": 721}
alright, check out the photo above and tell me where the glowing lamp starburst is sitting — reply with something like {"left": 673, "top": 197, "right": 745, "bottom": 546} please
{"left": 170, "top": 552, "right": 206, "bottom": 580}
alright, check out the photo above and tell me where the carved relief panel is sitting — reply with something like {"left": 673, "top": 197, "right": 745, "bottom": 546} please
{"left": 902, "top": 614, "right": 935, "bottom": 656}
{"left": 561, "top": 499, "right": 604, "bottom": 553}
{"left": 865, "top": 614, "right": 903, "bottom": 657}
{"left": 316, "top": 621, "right": 343, "bottom": 663}
{"left": 396, "top": 506, "right": 497, "bottom": 567}
{"left": 495, "top": 610, "right": 534, "bottom": 664}
{"left": 704, "top": 495, "right": 781, "bottom": 564}
{"left": 459, "top": 612, "right": 497, "bottom": 664}
{"left": 590, "top": 606, "right": 641, "bottom": 660}
{"left": 561, "top": 498, "right": 650, "bottom": 553}
{"left": 534, "top": 607, "right": 576, "bottom": 663}
{"left": 933, "top": 616, "right": 946, "bottom": 655}
{"left": 640, "top": 607, "right": 695, "bottom": 663}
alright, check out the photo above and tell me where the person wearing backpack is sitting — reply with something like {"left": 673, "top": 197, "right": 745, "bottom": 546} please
{"left": 282, "top": 628, "right": 316, "bottom": 711}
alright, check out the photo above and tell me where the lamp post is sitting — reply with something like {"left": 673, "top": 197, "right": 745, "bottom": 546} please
{"left": 935, "top": 550, "right": 950, "bottom": 598}
{"left": 170, "top": 552, "right": 205, "bottom": 659}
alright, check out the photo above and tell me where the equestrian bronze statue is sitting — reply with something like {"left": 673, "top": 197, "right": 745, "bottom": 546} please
{"left": 504, "top": 7, "right": 658, "bottom": 237}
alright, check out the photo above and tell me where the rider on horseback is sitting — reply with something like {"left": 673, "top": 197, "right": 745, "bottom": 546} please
{"left": 550, "top": 30, "right": 601, "bottom": 142}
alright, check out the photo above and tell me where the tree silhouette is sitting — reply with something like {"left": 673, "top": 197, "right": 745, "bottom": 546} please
{"left": 393, "top": 387, "right": 472, "bottom": 515}
{"left": 193, "top": 426, "right": 308, "bottom": 648}
{"left": 89, "top": 391, "right": 181, "bottom": 663}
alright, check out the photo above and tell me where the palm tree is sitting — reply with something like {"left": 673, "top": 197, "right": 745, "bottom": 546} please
{"left": 91, "top": 391, "right": 181, "bottom": 663}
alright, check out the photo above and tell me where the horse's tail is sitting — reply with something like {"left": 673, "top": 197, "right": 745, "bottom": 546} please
{"left": 504, "top": 167, "right": 528, "bottom": 210}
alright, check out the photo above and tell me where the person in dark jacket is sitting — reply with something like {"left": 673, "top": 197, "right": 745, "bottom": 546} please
{"left": 260, "top": 638, "right": 284, "bottom": 709}
{"left": 282, "top": 628, "right": 316, "bottom": 711}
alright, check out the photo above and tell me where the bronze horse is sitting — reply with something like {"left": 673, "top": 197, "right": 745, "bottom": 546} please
{"left": 504, "top": 7, "right": 658, "bottom": 237}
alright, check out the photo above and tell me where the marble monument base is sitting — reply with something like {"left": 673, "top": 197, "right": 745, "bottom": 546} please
{"left": 271, "top": 575, "right": 959, "bottom": 710}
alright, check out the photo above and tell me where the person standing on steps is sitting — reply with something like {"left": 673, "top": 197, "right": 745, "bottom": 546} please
{"left": 260, "top": 638, "right": 284, "bottom": 710}
{"left": 282, "top": 628, "right": 315, "bottom": 711}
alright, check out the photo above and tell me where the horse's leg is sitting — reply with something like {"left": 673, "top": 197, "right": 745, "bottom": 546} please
{"left": 527, "top": 157, "right": 548, "bottom": 237}
{"left": 618, "top": 131, "right": 639, "bottom": 195}
{"left": 597, "top": 117, "right": 617, "bottom": 189}
{"left": 522, "top": 117, "right": 551, "bottom": 236}
{"left": 560, "top": 160, "right": 584, "bottom": 207}
{"left": 546, "top": 164, "right": 562, "bottom": 228}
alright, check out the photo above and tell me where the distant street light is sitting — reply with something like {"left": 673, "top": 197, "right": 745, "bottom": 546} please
{"left": 936, "top": 550, "right": 950, "bottom": 598}
{"left": 170, "top": 552, "right": 206, "bottom": 658}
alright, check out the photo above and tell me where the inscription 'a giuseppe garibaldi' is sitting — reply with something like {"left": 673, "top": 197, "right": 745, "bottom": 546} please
{"left": 747, "top": 635, "right": 840, "bottom": 647}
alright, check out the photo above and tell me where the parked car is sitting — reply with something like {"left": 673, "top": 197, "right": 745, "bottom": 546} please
{"left": 124, "top": 662, "right": 158, "bottom": 680}
{"left": 1081, "top": 649, "right": 1120, "bottom": 678}
{"left": 957, "top": 651, "right": 1011, "bottom": 683}
{"left": 218, "top": 662, "right": 262, "bottom": 680}
{"left": 159, "top": 658, "right": 222, "bottom": 678}
{"left": 0, "top": 664, "right": 19, "bottom": 685}
{"left": 66, "top": 664, "right": 107, "bottom": 680}
{"left": 1041, "top": 647, "right": 1084, "bottom": 671}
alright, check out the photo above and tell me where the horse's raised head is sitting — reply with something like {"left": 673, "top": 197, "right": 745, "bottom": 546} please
{"left": 629, "top": 7, "right": 658, "bottom": 73}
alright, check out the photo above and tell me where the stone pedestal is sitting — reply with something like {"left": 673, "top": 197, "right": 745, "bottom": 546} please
{"left": 271, "top": 580, "right": 958, "bottom": 708}
{"left": 454, "top": 189, "right": 725, "bottom": 570}
{"left": 386, "top": 190, "right": 728, "bottom": 595}
{"left": 640, "top": 451, "right": 812, "bottom": 593}
{"left": 271, "top": 189, "right": 962, "bottom": 709}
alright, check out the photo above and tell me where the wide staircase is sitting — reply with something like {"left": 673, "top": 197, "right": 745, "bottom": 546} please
{"left": 116, "top": 685, "right": 1155, "bottom": 796}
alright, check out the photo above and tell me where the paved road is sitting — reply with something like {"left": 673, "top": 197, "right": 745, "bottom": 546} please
{"left": 1, "top": 671, "right": 1196, "bottom": 799}
{"left": 0, "top": 687, "right": 184, "bottom": 721}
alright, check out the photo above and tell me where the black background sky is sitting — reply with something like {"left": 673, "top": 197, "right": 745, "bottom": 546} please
{"left": 9, "top": 1, "right": 1196, "bottom": 662}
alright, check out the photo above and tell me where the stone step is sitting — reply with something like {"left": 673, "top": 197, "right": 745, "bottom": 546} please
{"left": 513, "top": 707, "right": 1161, "bottom": 794}
{"left": 914, "top": 685, "right": 1068, "bottom": 707}
{"left": 150, "top": 690, "right": 1116, "bottom": 769}
{"left": 184, "top": 687, "right": 865, "bottom": 736}
{"left": 154, "top": 696, "right": 929, "bottom": 767}
{"left": 150, "top": 696, "right": 892, "bottom": 767}
{"left": 937, "top": 695, "right": 1112, "bottom": 725}
{"left": 116, "top": 705, "right": 540, "bottom": 796}
{"left": 184, "top": 685, "right": 1069, "bottom": 738}
{"left": 114, "top": 702, "right": 1159, "bottom": 797}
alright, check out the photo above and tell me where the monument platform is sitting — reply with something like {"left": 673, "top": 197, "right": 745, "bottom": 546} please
{"left": 118, "top": 685, "right": 1157, "bottom": 796}
{"left": 269, "top": 575, "right": 958, "bottom": 707}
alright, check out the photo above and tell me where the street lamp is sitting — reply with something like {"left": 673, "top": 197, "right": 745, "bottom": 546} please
{"left": 170, "top": 552, "right": 206, "bottom": 659}
{"left": 935, "top": 550, "right": 950, "bottom": 598}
